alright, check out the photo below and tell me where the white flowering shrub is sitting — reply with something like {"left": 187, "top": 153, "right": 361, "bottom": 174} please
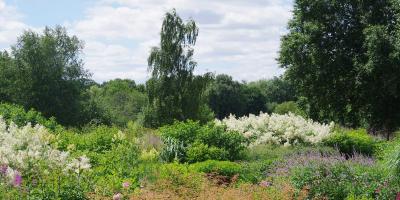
{"left": 216, "top": 112, "right": 334, "bottom": 146}
{"left": 0, "top": 116, "right": 90, "bottom": 189}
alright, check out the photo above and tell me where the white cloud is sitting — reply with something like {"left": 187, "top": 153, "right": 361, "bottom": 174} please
{"left": 0, "top": 0, "right": 27, "bottom": 49}
{"left": 71, "top": 0, "right": 293, "bottom": 83}
{"left": 0, "top": 0, "right": 292, "bottom": 83}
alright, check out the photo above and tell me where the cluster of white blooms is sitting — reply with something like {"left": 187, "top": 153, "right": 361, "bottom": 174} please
{"left": 0, "top": 116, "right": 90, "bottom": 186}
{"left": 216, "top": 112, "right": 334, "bottom": 146}
{"left": 65, "top": 155, "right": 91, "bottom": 174}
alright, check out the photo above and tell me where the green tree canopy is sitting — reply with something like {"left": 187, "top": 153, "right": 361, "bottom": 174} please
{"left": 206, "top": 74, "right": 248, "bottom": 119}
{"left": 88, "top": 79, "right": 147, "bottom": 126}
{"left": 144, "top": 10, "right": 213, "bottom": 127}
{"left": 279, "top": 0, "right": 400, "bottom": 137}
{"left": 0, "top": 26, "right": 92, "bottom": 126}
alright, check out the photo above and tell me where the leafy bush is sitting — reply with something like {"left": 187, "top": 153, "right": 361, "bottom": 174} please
{"left": 156, "top": 162, "right": 205, "bottom": 195}
{"left": 0, "top": 118, "right": 91, "bottom": 199}
{"left": 324, "top": 129, "right": 378, "bottom": 156}
{"left": 385, "top": 138, "right": 400, "bottom": 176}
{"left": 57, "top": 125, "right": 126, "bottom": 154}
{"left": 190, "top": 160, "right": 242, "bottom": 177}
{"left": 290, "top": 163, "right": 398, "bottom": 200}
{"left": 186, "top": 142, "right": 228, "bottom": 163}
{"left": 159, "top": 120, "right": 247, "bottom": 163}
{"left": 217, "top": 112, "right": 334, "bottom": 147}
{"left": 278, "top": 148, "right": 399, "bottom": 199}
{"left": 0, "top": 103, "right": 61, "bottom": 131}
{"left": 273, "top": 101, "right": 304, "bottom": 116}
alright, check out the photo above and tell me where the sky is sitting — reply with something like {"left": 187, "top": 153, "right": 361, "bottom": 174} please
{"left": 0, "top": 0, "right": 293, "bottom": 83}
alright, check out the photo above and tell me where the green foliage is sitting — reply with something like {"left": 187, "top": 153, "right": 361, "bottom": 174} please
{"left": 279, "top": 0, "right": 400, "bottom": 134}
{"left": 157, "top": 162, "right": 205, "bottom": 192}
{"left": 88, "top": 79, "right": 147, "bottom": 127}
{"left": 158, "top": 120, "right": 247, "bottom": 163}
{"left": 324, "top": 129, "right": 378, "bottom": 156}
{"left": 57, "top": 125, "right": 124, "bottom": 154}
{"left": 273, "top": 101, "right": 304, "bottom": 116}
{"left": 56, "top": 125, "right": 142, "bottom": 196}
{"left": 59, "top": 185, "right": 88, "bottom": 200}
{"left": 144, "top": 10, "right": 213, "bottom": 127}
{"left": 0, "top": 103, "right": 61, "bottom": 131}
{"left": 207, "top": 75, "right": 297, "bottom": 119}
{"left": 290, "top": 163, "right": 398, "bottom": 199}
{"left": 206, "top": 74, "right": 249, "bottom": 119}
{"left": 189, "top": 160, "right": 273, "bottom": 184}
{"left": 385, "top": 139, "right": 400, "bottom": 176}
{"left": 186, "top": 143, "right": 228, "bottom": 163}
{"left": 190, "top": 160, "right": 241, "bottom": 177}
{"left": 248, "top": 77, "right": 297, "bottom": 108}
{"left": 0, "top": 26, "right": 94, "bottom": 126}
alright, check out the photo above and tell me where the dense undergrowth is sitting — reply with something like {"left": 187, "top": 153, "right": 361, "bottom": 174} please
{"left": 1, "top": 104, "right": 400, "bottom": 199}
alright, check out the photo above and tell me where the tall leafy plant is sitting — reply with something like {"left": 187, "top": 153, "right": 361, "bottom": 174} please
{"left": 144, "top": 10, "right": 213, "bottom": 127}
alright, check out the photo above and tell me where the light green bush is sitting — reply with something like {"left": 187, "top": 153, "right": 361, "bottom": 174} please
{"left": 158, "top": 120, "right": 247, "bottom": 163}
{"left": 324, "top": 129, "right": 378, "bottom": 156}
{"left": 0, "top": 103, "right": 61, "bottom": 131}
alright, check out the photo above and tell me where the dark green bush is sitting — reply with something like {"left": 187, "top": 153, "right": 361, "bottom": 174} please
{"left": 324, "top": 129, "right": 378, "bottom": 156}
{"left": 158, "top": 120, "right": 247, "bottom": 163}
{"left": 0, "top": 103, "right": 61, "bottom": 131}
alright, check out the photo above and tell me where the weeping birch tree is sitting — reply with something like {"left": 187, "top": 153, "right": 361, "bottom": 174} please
{"left": 144, "top": 10, "right": 213, "bottom": 127}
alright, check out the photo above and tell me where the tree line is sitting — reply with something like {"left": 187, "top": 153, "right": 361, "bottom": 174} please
{"left": 0, "top": 11, "right": 296, "bottom": 128}
{"left": 1, "top": 2, "right": 400, "bottom": 138}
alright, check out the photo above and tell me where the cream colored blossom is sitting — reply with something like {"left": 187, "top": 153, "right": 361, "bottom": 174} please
{"left": 217, "top": 112, "right": 333, "bottom": 147}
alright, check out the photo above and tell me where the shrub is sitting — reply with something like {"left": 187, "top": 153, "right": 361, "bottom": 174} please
{"left": 279, "top": 148, "right": 399, "bottom": 199}
{"left": 0, "top": 118, "right": 91, "bottom": 199}
{"left": 324, "top": 129, "right": 378, "bottom": 156}
{"left": 190, "top": 160, "right": 242, "bottom": 177}
{"left": 0, "top": 103, "right": 61, "bottom": 131}
{"left": 186, "top": 142, "right": 228, "bottom": 163}
{"left": 159, "top": 120, "right": 247, "bottom": 163}
{"left": 273, "top": 101, "right": 304, "bottom": 116}
{"left": 156, "top": 162, "right": 205, "bottom": 196}
{"left": 57, "top": 125, "right": 125, "bottom": 154}
{"left": 217, "top": 112, "right": 334, "bottom": 147}
{"left": 290, "top": 163, "right": 398, "bottom": 199}
{"left": 385, "top": 138, "right": 400, "bottom": 176}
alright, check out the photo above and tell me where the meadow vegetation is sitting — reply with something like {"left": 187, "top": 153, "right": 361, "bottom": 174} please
{"left": 1, "top": 0, "right": 400, "bottom": 199}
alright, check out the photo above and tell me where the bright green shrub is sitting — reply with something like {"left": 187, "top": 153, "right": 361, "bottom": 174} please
{"left": 324, "top": 129, "right": 378, "bottom": 156}
{"left": 186, "top": 142, "right": 228, "bottom": 163}
{"left": 57, "top": 125, "right": 125, "bottom": 154}
{"left": 157, "top": 162, "right": 205, "bottom": 192}
{"left": 189, "top": 160, "right": 269, "bottom": 183}
{"left": 190, "top": 160, "right": 242, "bottom": 177}
{"left": 273, "top": 101, "right": 304, "bottom": 116}
{"left": 56, "top": 125, "right": 142, "bottom": 196}
{"left": 83, "top": 138, "right": 140, "bottom": 195}
{"left": 0, "top": 103, "right": 61, "bottom": 131}
{"left": 159, "top": 120, "right": 247, "bottom": 163}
